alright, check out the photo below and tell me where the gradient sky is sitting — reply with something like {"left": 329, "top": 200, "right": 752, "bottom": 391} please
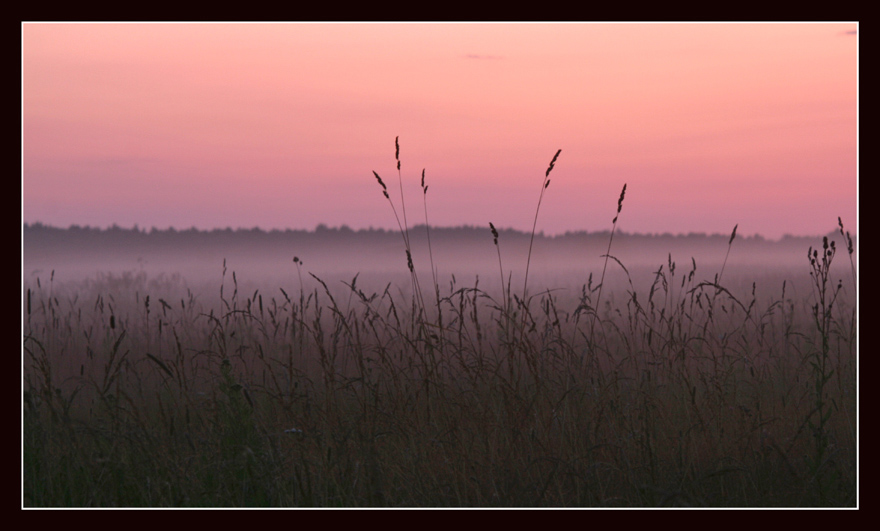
{"left": 22, "top": 22, "right": 857, "bottom": 240}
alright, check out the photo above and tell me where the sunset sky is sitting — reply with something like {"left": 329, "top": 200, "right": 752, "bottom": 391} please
{"left": 22, "top": 22, "right": 858, "bottom": 240}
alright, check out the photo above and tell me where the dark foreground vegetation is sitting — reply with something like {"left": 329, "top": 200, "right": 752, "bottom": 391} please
{"left": 23, "top": 144, "right": 857, "bottom": 507}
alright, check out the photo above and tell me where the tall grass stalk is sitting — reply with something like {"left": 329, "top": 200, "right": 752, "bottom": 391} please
{"left": 421, "top": 169, "right": 438, "bottom": 298}
{"left": 489, "top": 223, "right": 505, "bottom": 311}
{"left": 592, "top": 183, "right": 627, "bottom": 336}
{"left": 837, "top": 217, "right": 857, "bottom": 337}
{"left": 520, "top": 149, "right": 561, "bottom": 343}
{"left": 421, "top": 168, "right": 445, "bottom": 356}
{"left": 717, "top": 223, "right": 738, "bottom": 287}
{"left": 393, "top": 137, "right": 427, "bottom": 318}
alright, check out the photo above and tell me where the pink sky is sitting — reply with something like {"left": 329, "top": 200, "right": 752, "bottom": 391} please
{"left": 22, "top": 23, "right": 857, "bottom": 240}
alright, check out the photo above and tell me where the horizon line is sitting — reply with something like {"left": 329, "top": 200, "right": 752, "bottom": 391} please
{"left": 22, "top": 220, "right": 853, "bottom": 242}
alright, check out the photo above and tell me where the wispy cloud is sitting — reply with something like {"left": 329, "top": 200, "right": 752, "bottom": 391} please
{"left": 464, "top": 53, "right": 503, "bottom": 60}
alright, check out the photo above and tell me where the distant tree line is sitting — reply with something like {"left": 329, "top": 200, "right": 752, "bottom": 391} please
{"left": 24, "top": 221, "right": 835, "bottom": 249}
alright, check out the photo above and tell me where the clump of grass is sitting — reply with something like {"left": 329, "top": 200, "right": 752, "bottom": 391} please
{"left": 372, "top": 138, "right": 430, "bottom": 327}
{"left": 805, "top": 235, "right": 845, "bottom": 503}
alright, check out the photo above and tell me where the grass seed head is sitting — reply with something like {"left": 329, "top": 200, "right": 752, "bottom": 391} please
{"left": 373, "top": 171, "right": 387, "bottom": 191}
{"left": 613, "top": 183, "right": 627, "bottom": 223}
{"left": 546, "top": 149, "right": 561, "bottom": 178}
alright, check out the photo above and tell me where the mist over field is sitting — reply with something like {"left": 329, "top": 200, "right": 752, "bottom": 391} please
{"left": 23, "top": 223, "right": 842, "bottom": 304}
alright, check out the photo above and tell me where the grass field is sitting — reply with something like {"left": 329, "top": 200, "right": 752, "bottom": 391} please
{"left": 22, "top": 146, "right": 857, "bottom": 507}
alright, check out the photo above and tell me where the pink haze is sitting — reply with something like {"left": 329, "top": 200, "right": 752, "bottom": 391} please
{"left": 22, "top": 22, "right": 857, "bottom": 240}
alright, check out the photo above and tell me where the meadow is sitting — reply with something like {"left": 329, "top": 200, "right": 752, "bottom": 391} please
{"left": 23, "top": 146, "right": 857, "bottom": 507}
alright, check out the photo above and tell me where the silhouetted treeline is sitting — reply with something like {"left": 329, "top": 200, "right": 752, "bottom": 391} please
{"left": 24, "top": 221, "right": 842, "bottom": 249}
